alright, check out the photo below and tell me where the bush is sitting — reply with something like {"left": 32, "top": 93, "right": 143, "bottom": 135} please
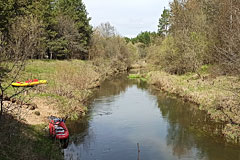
{"left": 89, "top": 23, "right": 135, "bottom": 67}
{"left": 147, "top": 32, "right": 209, "bottom": 75}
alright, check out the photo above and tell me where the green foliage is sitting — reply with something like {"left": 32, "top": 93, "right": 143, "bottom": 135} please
{"left": 56, "top": 0, "right": 92, "bottom": 46}
{"left": 128, "top": 74, "right": 142, "bottom": 79}
{"left": 124, "top": 37, "right": 131, "bottom": 43}
{"left": 131, "top": 31, "right": 152, "bottom": 46}
{"left": 158, "top": 8, "right": 170, "bottom": 36}
{"left": 0, "top": 0, "right": 32, "bottom": 32}
{"left": 48, "top": 37, "right": 69, "bottom": 59}
{"left": 146, "top": 0, "right": 220, "bottom": 75}
{"left": 126, "top": 31, "right": 159, "bottom": 59}
{"left": 128, "top": 74, "right": 148, "bottom": 82}
{"left": 0, "top": 0, "right": 92, "bottom": 60}
{"left": 42, "top": 0, "right": 93, "bottom": 59}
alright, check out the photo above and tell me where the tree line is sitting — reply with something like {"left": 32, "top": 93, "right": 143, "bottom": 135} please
{"left": 129, "top": 0, "right": 240, "bottom": 75}
{"left": 0, "top": 1, "right": 137, "bottom": 120}
{"left": 0, "top": 0, "right": 92, "bottom": 60}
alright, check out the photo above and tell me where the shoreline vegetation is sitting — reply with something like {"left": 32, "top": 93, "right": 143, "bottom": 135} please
{"left": 125, "top": 0, "right": 240, "bottom": 145}
{"left": 12, "top": 59, "right": 129, "bottom": 124}
{"left": 129, "top": 64, "right": 240, "bottom": 143}
{"left": 0, "top": 59, "right": 129, "bottom": 160}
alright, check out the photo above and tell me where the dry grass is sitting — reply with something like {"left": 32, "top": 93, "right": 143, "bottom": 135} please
{"left": 3, "top": 59, "right": 128, "bottom": 121}
{"left": 21, "top": 60, "right": 102, "bottom": 119}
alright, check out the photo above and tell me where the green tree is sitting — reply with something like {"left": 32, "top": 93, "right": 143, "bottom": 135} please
{"left": 0, "top": 0, "right": 32, "bottom": 33}
{"left": 158, "top": 8, "right": 170, "bottom": 36}
{"left": 132, "top": 31, "right": 152, "bottom": 46}
{"left": 55, "top": 0, "right": 92, "bottom": 59}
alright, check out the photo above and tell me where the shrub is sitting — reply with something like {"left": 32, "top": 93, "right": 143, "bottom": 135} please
{"left": 147, "top": 32, "right": 209, "bottom": 75}
{"left": 89, "top": 23, "right": 135, "bottom": 67}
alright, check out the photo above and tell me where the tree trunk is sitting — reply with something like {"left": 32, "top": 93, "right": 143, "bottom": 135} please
{"left": 50, "top": 52, "right": 53, "bottom": 59}
{"left": 229, "top": 0, "right": 233, "bottom": 56}
{"left": 0, "top": 85, "right": 3, "bottom": 120}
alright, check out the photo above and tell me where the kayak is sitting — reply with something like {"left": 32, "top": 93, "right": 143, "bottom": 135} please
{"left": 11, "top": 79, "right": 47, "bottom": 87}
{"left": 48, "top": 116, "right": 69, "bottom": 148}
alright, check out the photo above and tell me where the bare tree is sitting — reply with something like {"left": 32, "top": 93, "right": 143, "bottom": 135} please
{"left": 214, "top": 0, "right": 240, "bottom": 74}
{"left": 97, "top": 22, "right": 116, "bottom": 38}
{"left": 0, "top": 15, "right": 44, "bottom": 120}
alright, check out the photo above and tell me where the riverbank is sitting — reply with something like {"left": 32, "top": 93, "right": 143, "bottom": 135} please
{"left": 4, "top": 59, "right": 128, "bottom": 124}
{"left": 65, "top": 73, "right": 240, "bottom": 160}
{"left": 0, "top": 59, "right": 128, "bottom": 159}
{"left": 146, "top": 70, "right": 240, "bottom": 143}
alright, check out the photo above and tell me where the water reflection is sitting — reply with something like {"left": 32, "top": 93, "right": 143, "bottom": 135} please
{"left": 153, "top": 92, "right": 240, "bottom": 160}
{"left": 64, "top": 75, "right": 240, "bottom": 160}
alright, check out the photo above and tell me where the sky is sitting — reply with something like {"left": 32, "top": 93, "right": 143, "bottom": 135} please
{"left": 82, "top": 0, "right": 171, "bottom": 38}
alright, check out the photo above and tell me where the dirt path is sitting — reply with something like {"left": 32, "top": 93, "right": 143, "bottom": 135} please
{"left": 23, "top": 98, "right": 61, "bottom": 125}
{"left": 3, "top": 97, "right": 61, "bottom": 125}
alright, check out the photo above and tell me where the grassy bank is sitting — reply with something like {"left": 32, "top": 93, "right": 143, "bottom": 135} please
{"left": 1, "top": 59, "right": 128, "bottom": 159}
{"left": 0, "top": 119, "right": 62, "bottom": 160}
{"left": 4, "top": 59, "right": 128, "bottom": 122}
{"left": 146, "top": 69, "right": 240, "bottom": 143}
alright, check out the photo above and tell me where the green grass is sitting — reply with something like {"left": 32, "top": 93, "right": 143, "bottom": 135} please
{"left": 27, "top": 124, "right": 62, "bottom": 159}
{"left": 128, "top": 74, "right": 148, "bottom": 82}
{"left": 128, "top": 74, "right": 142, "bottom": 79}
{"left": 0, "top": 121, "right": 62, "bottom": 160}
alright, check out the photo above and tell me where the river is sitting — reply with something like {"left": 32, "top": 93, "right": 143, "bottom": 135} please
{"left": 64, "top": 74, "right": 240, "bottom": 160}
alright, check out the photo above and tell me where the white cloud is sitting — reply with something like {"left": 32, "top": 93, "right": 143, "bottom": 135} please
{"left": 83, "top": 0, "right": 171, "bottom": 37}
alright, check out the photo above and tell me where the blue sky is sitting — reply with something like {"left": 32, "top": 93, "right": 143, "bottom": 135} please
{"left": 83, "top": 0, "right": 171, "bottom": 37}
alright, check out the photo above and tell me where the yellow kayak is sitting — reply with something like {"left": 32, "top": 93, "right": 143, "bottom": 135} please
{"left": 12, "top": 79, "right": 47, "bottom": 87}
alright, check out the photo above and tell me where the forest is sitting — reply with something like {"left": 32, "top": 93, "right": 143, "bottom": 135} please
{"left": 130, "top": 0, "right": 240, "bottom": 76}
{"left": 0, "top": 0, "right": 93, "bottom": 59}
{"left": 1, "top": 0, "right": 240, "bottom": 73}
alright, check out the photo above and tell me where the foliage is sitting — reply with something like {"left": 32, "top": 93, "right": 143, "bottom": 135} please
{"left": 126, "top": 42, "right": 139, "bottom": 62}
{"left": 126, "top": 31, "right": 159, "bottom": 59}
{"left": 0, "top": 0, "right": 93, "bottom": 60}
{"left": 158, "top": 8, "right": 170, "bottom": 36}
{"left": 131, "top": 31, "right": 153, "bottom": 46}
{"left": 0, "top": 15, "right": 45, "bottom": 119}
{"left": 55, "top": 0, "right": 92, "bottom": 59}
{"left": 0, "top": 0, "right": 32, "bottom": 33}
{"left": 147, "top": 0, "right": 240, "bottom": 75}
{"left": 89, "top": 23, "right": 134, "bottom": 66}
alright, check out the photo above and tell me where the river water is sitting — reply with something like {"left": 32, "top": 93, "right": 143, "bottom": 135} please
{"left": 64, "top": 75, "right": 240, "bottom": 160}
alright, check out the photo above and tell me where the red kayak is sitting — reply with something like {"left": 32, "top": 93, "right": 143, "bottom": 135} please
{"left": 48, "top": 116, "right": 69, "bottom": 148}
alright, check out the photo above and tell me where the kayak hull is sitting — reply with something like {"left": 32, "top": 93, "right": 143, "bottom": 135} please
{"left": 49, "top": 121, "right": 69, "bottom": 140}
{"left": 12, "top": 80, "right": 47, "bottom": 87}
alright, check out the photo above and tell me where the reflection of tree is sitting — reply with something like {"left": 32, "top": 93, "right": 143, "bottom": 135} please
{"left": 157, "top": 95, "right": 196, "bottom": 158}
{"left": 93, "top": 74, "right": 135, "bottom": 98}
{"left": 154, "top": 92, "right": 239, "bottom": 160}
{"left": 92, "top": 74, "right": 148, "bottom": 99}
{"left": 136, "top": 79, "right": 147, "bottom": 90}
{"left": 65, "top": 74, "right": 140, "bottom": 159}
{"left": 167, "top": 123, "right": 194, "bottom": 158}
